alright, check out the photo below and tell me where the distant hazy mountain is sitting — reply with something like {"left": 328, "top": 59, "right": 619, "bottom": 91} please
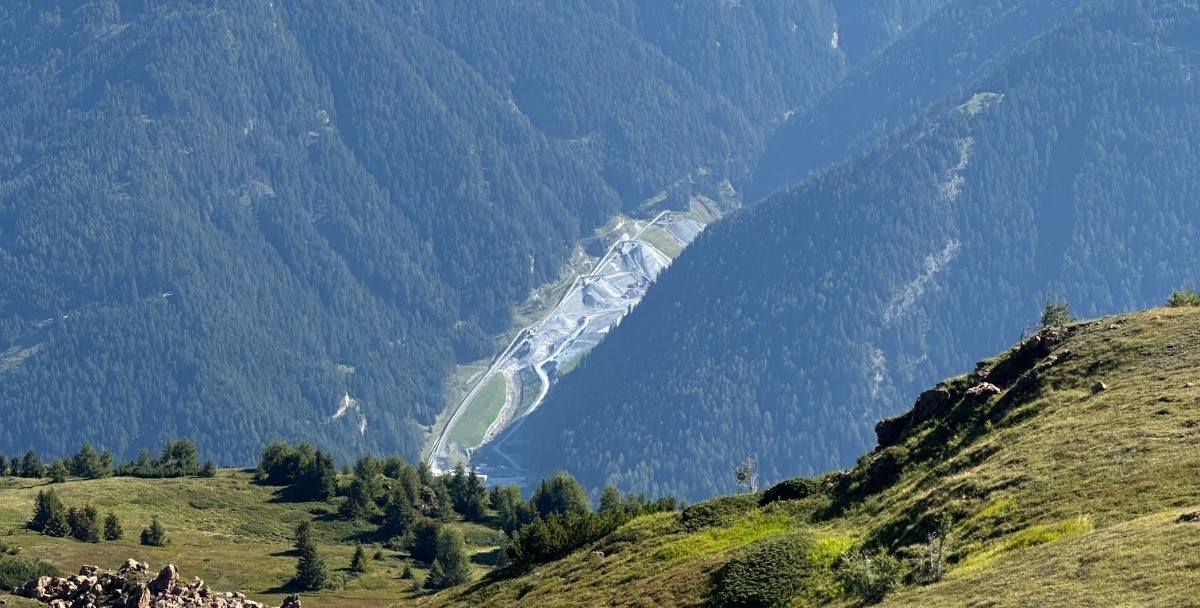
{"left": 494, "top": 0, "right": 1200, "bottom": 500}
{"left": 0, "top": 1, "right": 943, "bottom": 463}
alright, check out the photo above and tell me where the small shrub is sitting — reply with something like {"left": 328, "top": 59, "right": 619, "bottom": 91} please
{"left": 0, "top": 556, "right": 61, "bottom": 591}
{"left": 1166, "top": 286, "right": 1200, "bottom": 308}
{"left": 837, "top": 549, "right": 903, "bottom": 605}
{"left": 760, "top": 477, "right": 820, "bottom": 507}
{"left": 680, "top": 493, "right": 759, "bottom": 532}
{"left": 710, "top": 533, "right": 821, "bottom": 608}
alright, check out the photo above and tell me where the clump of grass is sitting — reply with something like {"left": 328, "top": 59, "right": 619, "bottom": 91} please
{"left": 1003, "top": 515, "right": 1093, "bottom": 551}
{"left": 654, "top": 511, "right": 792, "bottom": 561}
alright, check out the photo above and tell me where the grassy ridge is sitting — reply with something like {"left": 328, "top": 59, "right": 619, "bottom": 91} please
{"left": 428, "top": 307, "right": 1200, "bottom": 607}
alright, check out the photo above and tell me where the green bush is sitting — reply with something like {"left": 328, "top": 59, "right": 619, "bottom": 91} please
{"left": 759, "top": 477, "right": 820, "bottom": 507}
{"left": 836, "top": 549, "right": 903, "bottom": 605}
{"left": 1166, "top": 286, "right": 1200, "bottom": 308}
{"left": 710, "top": 533, "right": 820, "bottom": 608}
{"left": 680, "top": 493, "right": 760, "bottom": 532}
{"left": 0, "top": 556, "right": 61, "bottom": 591}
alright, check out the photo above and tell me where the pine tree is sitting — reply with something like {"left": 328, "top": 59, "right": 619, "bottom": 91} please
{"left": 29, "top": 490, "right": 70, "bottom": 536}
{"left": 338, "top": 478, "right": 375, "bottom": 520}
{"left": 0, "top": 454, "right": 8, "bottom": 476}
{"left": 296, "top": 450, "right": 336, "bottom": 501}
{"left": 48, "top": 459, "right": 69, "bottom": 483}
{"left": 530, "top": 471, "right": 590, "bottom": 518}
{"left": 140, "top": 517, "right": 168, "bottom": 546}
{"left": 199, "top": 460, "right": 217, "bottom": 477}
{"left": 104, "top": 512, "right": 124, "bottom": 541}
{"left": 45, "top": 504, "right": 71, "bottom": 538}
{"left": 292, "top": 521, "right": 327, "bottom": 591}
{"left": 69, "top": 505, "right": 101, "bottom": 543}
{"left": 21, "top": 451, "right": 45, "bottom": 478}
{"left": 598, "top": 485, "right": 622, "bottom": 513}
{"left": 70, "top": 443, "right": 108, "bottom": 479}
{"left": 381, "top": 488, "right": 417, "bottom": 538}
{"left": 29, "top": 490, "right": 54, "bottom": 532}
{"left": 425, "top": 527, "right": 470, "bottom": 589}
{"left": 349, "top": 543, "right": 368, "bottom": 575}
{"left": 406, "top": 518, "right": 441, "bottom": 563}
{"left": 294, "top": 521, "right": 314, "bottom": 553}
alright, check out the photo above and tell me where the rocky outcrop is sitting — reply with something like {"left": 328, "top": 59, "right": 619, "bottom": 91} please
{"left": 13, "top": 562, "right": 300, "bottom": 608}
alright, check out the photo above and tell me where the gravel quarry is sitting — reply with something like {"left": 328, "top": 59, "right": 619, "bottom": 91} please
{"left": 428, "top": 211, "right": 707, "bottom": 476}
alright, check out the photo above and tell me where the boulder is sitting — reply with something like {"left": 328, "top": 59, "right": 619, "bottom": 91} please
{"left": 281, "top": 596, "right": 302, "bottom": 608}
{"left": 912, "top": 388, "right": 952, "bottom": 423}
{"left": 148, "top": 564, "right": 179, "bottom": 595}
{"left": 966, "top": 382, "right": 1002, "bottom": 404}
{"left": 874, "top": 413, "right": 911, "bottom": 448}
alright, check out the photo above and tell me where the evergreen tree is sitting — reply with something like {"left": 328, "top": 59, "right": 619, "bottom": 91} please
{"left": 406, "top": 518, "right": 441, "bottom": 563}
{"left": 44, "top": 499, "right": 72, "bottom": 538}
{"left": 29, "top": 490, "right": 64, "bottom": 532}
{"left": 21, "top": 451, "right": 44, "bottom": 478}
{"left": 70, "top": 443, "right": 107, "bottom": 479}
{"left": 103, "top": 512, "right": 124, "bottom": 541}
{"left": 426, "top": 527, "right": 471, "bottom": 589}
{"left": 0, "top": 454, "right": 8, "bottom": 476}
{"left": 140, "top": 517, "right": 168, "bottom": 546}
{"left": 48, "top": 459, "right": 69, "bottom": 484}
{"left": 381, "top": 488, "right": 417, "bottom": 538}
{"left": 69, "top": 505, "right": 101, "bottom": 543}
{"left": 382, "top": 455, "right": 406, "bottom": 479}
{"left": 530, "top": 471, "right": 590, "bottom": 519}
{"left": 338, "top": 478, "right": 375, "bottom": 520}
{"left": 598, "top": 486, "right": 622, "bottom": 513}
{"left": 159, "top": 439, "right": 200, "bottom": 477}
{"left": 294, "top": 521, "right": 315, "bottom": 553}
{"left": 296, "top": 450, "right": 337, "bottom": 501}
{"left": 199, "top": 460, "right": 217, "bottom": 477}
{"left": 491, "top": 484, "right": 533, "bottom": 536}
{"left": 293, "top": 521, "right": 327, "bottom": 591}
{"left": 461, "top": 469, "right": 489, "bottom": 522}
{"left": 353, "top": 455, "right": 384, "bottom": 499}
{"left": 1040, "top": 296, "right": 1073, "bottom": 328}
{"left": 349, "top": 543, "right": 368, "bottom": 575}
{"left": 99, "top": 450, "right": 115, "bottom": 477}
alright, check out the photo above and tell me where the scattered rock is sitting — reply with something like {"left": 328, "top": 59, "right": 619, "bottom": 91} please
{"left": 1092, "top": 382, "right": 1108, "bottom": 394}
{"left": 15, "top": 561, "right": 293, "bottom": 608}
{"left": 1177, "top": 511, "right": 1200, "bottom": 523}
{"left": 1185, "top": 382, "right": 1195, "bottom": 388}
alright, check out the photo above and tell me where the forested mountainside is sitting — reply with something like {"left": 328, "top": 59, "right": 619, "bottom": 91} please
{"left": 750, "top": 0, "right": 1090, "bottom": 199}
{"left": 495, "top": 0, "right": 1200, "bottom": 500}
{"left": 0, "top": 0, "right": 944, "bottom": 464}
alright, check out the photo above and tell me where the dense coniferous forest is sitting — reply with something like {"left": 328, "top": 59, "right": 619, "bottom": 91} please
{"left": 0, "top": 1, "right": 946, "bottom": 464}
{"left": 495, "top": 0, "right": 1200, "bottom": 500}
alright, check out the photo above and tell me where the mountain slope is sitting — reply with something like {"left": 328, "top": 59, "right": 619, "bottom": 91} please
{"left": 0, "top": 1, "right": 944, "bottom": 463}
{"left": 493, "top": 0, "right": 1200, "bottom": 499}
{"left": 5, "top": 306, "right": 1199, "bottom": 608}
{"left": 436, "top": 305, "right": 1200, "bottom": 607}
